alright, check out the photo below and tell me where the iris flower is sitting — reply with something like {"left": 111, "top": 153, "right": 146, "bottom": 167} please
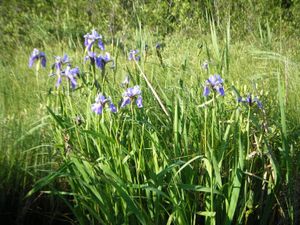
{"left": 91, "top": 94, "right": 117, "bottom": 114}
{"left": 95, "top": 52, "right": 111, "bottom": 70}
{"left": 56, "top": 65, "right": 80, "bottom": 89}
{"left": 84, "top": 29, "right": 105, "bottom": 51}
{"left": 238, "top": 94, "right": 263, "bottom": 109}
{"left": 128, "top": 50, "right": 140, "bottom": 61}
{"left": 85, "top": 52, "right": 112, "bottom": 70}
{"left": 29, "top": 48, "right": 46, "bottom": 68}
{"left": 203, "top": 74, "right": 225, "bottom": 97}
{"left": 54, "top": 54, "right": 69, "bottom": 71}
{"left": 121, "top": 85, "right": 143, "bottom": 108}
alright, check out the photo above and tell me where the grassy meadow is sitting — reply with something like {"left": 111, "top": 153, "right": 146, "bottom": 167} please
{"left": 1, "top": 1, "right": 300, "bottom": 225}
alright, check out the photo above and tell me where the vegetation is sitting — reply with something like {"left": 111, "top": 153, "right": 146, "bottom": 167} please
{"left": 1, "top": 1, "right": 300, "bottom": 225}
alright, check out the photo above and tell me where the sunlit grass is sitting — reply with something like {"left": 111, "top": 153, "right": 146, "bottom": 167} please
{"left": 1, "top": 24, "right": 300, "bottom": 225}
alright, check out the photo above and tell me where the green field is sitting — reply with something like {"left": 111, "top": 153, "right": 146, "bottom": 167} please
{"left": 1, "top": 1, "right": 300, "bottom": 225}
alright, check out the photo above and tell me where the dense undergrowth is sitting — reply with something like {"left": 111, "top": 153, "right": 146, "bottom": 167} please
{"left": 1, "top": 1, "right": 300, "bottom": 225}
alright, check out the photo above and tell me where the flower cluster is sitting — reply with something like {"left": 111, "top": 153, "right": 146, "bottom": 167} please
{"left": 29, "top": 48, "right": 46, "bottom": 68}
{"left": 203, "top": 74, "right": 225, "bottom": 97}
{"left": 50, "top": 54, "right": 79, "bottom": 89}
{"left": 83, "top": 29, "right": 114, "bottom": 71}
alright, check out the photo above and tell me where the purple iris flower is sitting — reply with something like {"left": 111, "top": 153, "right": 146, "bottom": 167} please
{"left": 29, "top": 48, "right": 46, "bottom": 68}
{"left": 128, "top": 50, "right": 140, "bottom": 61}
{"left": 203, "top": 74, "right": 225, "bottom": 97}
{"left": 54, "top": 54, "right": 69, "bottom": 71}
{"left": 238, "top": 94, "right": 263, "bottom": 109}
{"left": 121, "top": 85, "right": 143, "bottom": 108}
{"left": 95, "top": 52, "right": 111, "bottom": 70}
{"left": 84, "top": 29, "right": 105, "bottom": 51}
{"left": 55, "top": 64, "right": 79, "bottom": 89}
{"left": 63, "top": 65, "right": 80, "bottom": 89}
{"left": 91, "top": 94, "right": 117, "bottom": 114}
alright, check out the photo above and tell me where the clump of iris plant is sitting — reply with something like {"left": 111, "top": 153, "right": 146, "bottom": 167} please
{"left": 91, "top": 94, "right": 117, "bottom": 114}
{"left": 29, "top": 48, "right": 46, "bottom": 68}
{"left": 121, "top": 85, "right": 143, "bottom": 108}
{"left": 238, "top": 94, "right": 263, "bottom": 109}
{"left": 84, "top": 29, "right": 105, "bottom": 51}
{"left": 128, "top": 50, "right": 140, "bottom": 61}
{"left": 203, "top": 74, "right": 225, "bottom": 97}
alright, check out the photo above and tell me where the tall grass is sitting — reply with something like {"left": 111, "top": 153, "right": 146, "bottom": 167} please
{"left": 18, "top": 23, "right": 300, "bottom": 225}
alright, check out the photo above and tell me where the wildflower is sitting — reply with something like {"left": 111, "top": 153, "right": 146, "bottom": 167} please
{"left": 91, "top": 94, "right": 117, "bottom": 114}
{"left": 121, "top": 85, "right": 143, "bottom": 108}
{"left": 84, "top": 29, "right": 104, "bottom": 51}
{"left": 54, "top": 54, "right": 69, "bottom": 71}
{"left": 202, "top": 60, "right": 209, "bottom": 70}
{"left": 128, "top": 49, "right": 140, "bottom": 61}
{"left": 29, "top": 48, "right": 46, "bottom": 68}
{"left": 95, "top": 52, "right": 111, "bottom": 70}
{"left": 53, "top": 62, "right": 79, "bottom": 89}
{"left": 203, "top": 74, "right": 225, "bottom": 97}
{"left": 238, "top": 94, "right": 263, "bottom": 109}
{"left": 62, "top": 65, "right": 80, "bottom": 89}
{"left": 121, "top": 75, "right": 130, "bottom": 87}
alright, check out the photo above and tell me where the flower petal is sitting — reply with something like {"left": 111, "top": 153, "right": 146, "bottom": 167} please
{"left": 121, "top": 97, "right": 131, "bottom": 108}
{"left": 91, "top": 103, "right": 103, "bottom": 114}
{"left": 136, "top": 96, "right": 143, "bottom": 108}
{"left": 109, "top": 103, "right": 117, "bottom": 113}
{"left": 203, "top": 86, "right": 210, "bottom": 97}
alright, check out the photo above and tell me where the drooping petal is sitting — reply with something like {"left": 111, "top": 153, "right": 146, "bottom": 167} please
{"left": 203, "top": 85, "right": 210, "bottom": 97}
{"left": 109, "top": 103, "right": 117, "bottom": 113}
{"left": 217, "top": 86, "right": 225, "bottom": 96}
{"left": 254, "top": 97, "right": 263, "bottom": 109}
{"left": 121, "top": 97, "right": 131, "bottom": 108}
{"left": 69, "top": 76, "right": 77, "bottom": 89}
{"left": 91, "top": 103, "right": 103, "bottom": 114}
{"left": 62, "top": 54, "right": 69, "bottom": 64}
{"left": 84, "top": 36, "right": 89, "bottom": 47}
{"left": 87, "top": 40, "right": 94, "bottom": 51}
{"left": 28, "top": 55, "right": 37, "bottom": 68}
{"left": 95, "top": 56, "right": 104, "bottom": 69}
{"left": 98, "top": 39, "right": 105, "bottom": 50}
{"left": 69, "top": 67, "right": 79, "bottom": 76}
{"left": 136, "top": 95, "right": 143, "bottom": 108}
{"left": 41, "top": 55, "right": 46, "bottom": 68}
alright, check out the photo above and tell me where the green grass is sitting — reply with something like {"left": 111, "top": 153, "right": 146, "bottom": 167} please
{"left": 1, "top": 22, "right": 300, "bottom": 225}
